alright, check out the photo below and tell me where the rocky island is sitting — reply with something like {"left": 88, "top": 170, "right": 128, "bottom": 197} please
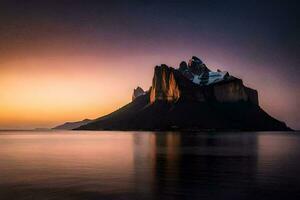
{"left": 71, "top": 56, "right": 291, "bottom": 131}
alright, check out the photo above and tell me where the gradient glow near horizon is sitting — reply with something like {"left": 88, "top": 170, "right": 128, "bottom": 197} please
{"left": 0, "top": 0, "right": 299, "bottom": 129}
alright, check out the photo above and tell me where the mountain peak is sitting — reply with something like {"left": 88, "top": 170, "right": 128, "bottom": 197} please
{"left": 148, "top": 57, "right": 257, "bottom": 105}
{"left": 76, "top": 56, "right": 291, "bottom": 131}
{"left": 132, "top": 86, "right": 146, "bottom": 101}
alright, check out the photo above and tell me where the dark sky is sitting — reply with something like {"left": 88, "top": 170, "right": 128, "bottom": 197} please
{"left": 0, "top": 0, "right": 299, "bottom": 129}
{"left": 1, "top": 0, "right": 299, "bottom": 59}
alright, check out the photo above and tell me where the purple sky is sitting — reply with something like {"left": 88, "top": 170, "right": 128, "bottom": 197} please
{"left": 0, "top": 0, "right": 299, "bottom": 129}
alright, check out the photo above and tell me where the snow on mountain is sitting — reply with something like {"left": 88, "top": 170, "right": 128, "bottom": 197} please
{"left": 179, "top": 56, "right": 230, "bottom": 86}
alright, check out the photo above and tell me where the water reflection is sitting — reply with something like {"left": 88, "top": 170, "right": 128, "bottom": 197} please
{"left": 0, "top": 131, "right": 299, "bottom": 200}
{"left": 257, "top": 133, "right": 300, "bottom": 194}
{"left": 0, "top": 132, "right": 136, "bottom": 199}
{"left": 133, "top": 132, "right": 261, "bottom": 199}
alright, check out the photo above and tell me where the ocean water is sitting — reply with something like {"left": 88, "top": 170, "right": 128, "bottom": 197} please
{"left": 0, "top": 131, "right": 299, "bottom": 200}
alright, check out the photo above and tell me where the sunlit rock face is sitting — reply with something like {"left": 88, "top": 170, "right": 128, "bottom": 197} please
{"left": 132, "top": 86, "right": 146, "bottom": 101}
{"left": 78, "top": 56, "right": 290, "bottom": 131}
{"left": 150, "top": 65, "right": 180, "bottom": 103}
{"left": 149, "top": 56, "right": 259, "bottom": 105}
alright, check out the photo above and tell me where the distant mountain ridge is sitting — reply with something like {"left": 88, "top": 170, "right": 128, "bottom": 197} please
{"left": 53, "top": 119, "right": 93, "bottom": 130}
{"left": 72, "top": 56, "right": 291, "bottom": 131}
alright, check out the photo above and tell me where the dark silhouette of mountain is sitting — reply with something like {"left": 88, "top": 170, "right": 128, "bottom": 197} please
{"left": 53, "top": 119, "right": 93, "bottom": 130}
{"left": 76, "top": 56, "right": 291, "bottom": 131}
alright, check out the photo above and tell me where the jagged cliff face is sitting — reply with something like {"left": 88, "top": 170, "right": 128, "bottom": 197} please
{"left": 150, "top": 65, "right": 180, "bottom": 103}
{"left": 213, "top": 81, "right": 259, "bottom": 105}
{"left": 77, "top": 56, "right": 290, "bottom": 131}
{"left": 149, "top": 57, "right": 259, "bottom": 105}
{"left": 213, "top": 80, "right": 248, "bottom": 103}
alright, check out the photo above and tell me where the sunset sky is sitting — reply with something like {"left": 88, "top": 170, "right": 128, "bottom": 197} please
{"left": 0, "top": 0, "right": 299, "bottom": 129}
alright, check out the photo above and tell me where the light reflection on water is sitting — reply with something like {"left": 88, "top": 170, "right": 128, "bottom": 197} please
{"left": 0, "top": 131, "right": 299, "bottom": 200}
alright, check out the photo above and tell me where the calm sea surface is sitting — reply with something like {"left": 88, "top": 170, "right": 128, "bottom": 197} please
{"left": 0, "top": 131, "right": 299, "bottom": 200}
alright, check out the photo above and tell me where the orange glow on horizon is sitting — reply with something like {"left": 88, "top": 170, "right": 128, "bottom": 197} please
{"left": 0, "top": 55, "right": 153, "bottom": 129}
{"left": 0, "top": 52, "right": 298, "bottom": 129}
